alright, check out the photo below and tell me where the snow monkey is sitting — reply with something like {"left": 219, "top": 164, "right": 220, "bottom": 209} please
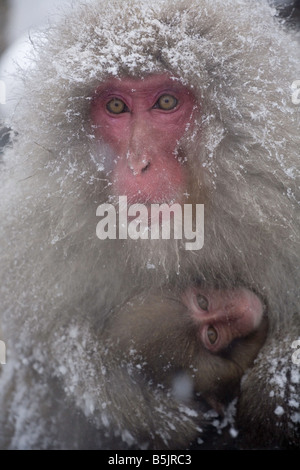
{"left": 0, "top": 0, "right": 299, "bottom": 450}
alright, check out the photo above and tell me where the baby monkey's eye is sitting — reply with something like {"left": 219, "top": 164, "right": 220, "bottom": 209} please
{"left": 207, "top": 326, "right": 218, "bottom": 345}
{"left": 196, "top": 294, "right": 209, "bottom": 311}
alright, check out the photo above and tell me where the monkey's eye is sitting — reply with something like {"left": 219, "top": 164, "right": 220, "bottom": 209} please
{"left": 106, "top": 98, "right": 127, "bottom": 114}
{"left": 207, "top": 326, "right": 218, "bottom": 345}
{"left": 196, "top": 294, "right": 209, "bottom": 311}
{"left": 155, "top": 94, "right": 178, "bottom": 111}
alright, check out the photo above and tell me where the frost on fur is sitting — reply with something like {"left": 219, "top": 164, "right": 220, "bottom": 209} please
{"left": 0, "top": 0, "right": 299, "bottom": 450}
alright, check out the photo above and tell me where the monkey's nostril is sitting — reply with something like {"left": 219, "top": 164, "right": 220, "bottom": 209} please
{"left": 141, "top": 162, "right": 151, "bottom": 173}
{"left": 129, "top": 161, "right": 151, "bottom": 175}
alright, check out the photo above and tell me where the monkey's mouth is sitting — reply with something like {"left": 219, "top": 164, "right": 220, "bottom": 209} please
{"left": 113, "top": 189, "right": 183, "bottom": 206}
{"left": 112, "top": 195, "right": 185, "bottom": 227}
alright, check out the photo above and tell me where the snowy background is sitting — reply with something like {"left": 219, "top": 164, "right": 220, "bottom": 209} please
{"left": 3, "top": 0, "right": 70, "bottom": 46}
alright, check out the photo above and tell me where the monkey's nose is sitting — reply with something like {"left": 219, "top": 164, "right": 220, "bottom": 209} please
{"left": 129, "top": 160, "right": 151, "bottom": 176}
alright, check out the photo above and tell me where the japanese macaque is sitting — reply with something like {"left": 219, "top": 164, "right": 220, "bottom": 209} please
{"left": 109, "top": 288, "right": 268, "bottom": 412}
{"left": 0, "top": 0, "right": 299, "bottom": 450}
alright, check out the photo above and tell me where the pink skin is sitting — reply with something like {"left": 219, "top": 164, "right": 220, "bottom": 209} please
{"left": 182, "top": 287, "right": 265, "bottom": 353}
{"left": 91, "top": 74, "right": 196, "bottom": 204}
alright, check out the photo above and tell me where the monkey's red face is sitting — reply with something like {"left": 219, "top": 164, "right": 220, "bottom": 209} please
{"left": 91, "top": 74, "right": 196, "bottom": 204}
{"left": 182, "top": 287, "right": 266, "bottom": 353}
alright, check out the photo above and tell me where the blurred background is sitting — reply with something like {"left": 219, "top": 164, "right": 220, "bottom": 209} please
{"left": 0, "top": 0, "right": 299, "bottom": 152}
{"left": 0, "top": 0, "right": 70, "bottom": 53}
{"left": 0, "top": 0, "right": 72, "bottom": 151}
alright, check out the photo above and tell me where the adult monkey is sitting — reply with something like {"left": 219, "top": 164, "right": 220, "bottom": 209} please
{"left": 0, "top": 0, "right": 299, "bottom": 450}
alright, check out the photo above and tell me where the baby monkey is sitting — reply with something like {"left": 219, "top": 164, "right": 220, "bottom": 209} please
{"left": 108, "top": 286, "right": 268, "bottom": 414}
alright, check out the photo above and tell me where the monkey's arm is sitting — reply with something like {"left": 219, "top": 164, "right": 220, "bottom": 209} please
{"left": 237, "top": 322, "right": 300, "bottom": 449}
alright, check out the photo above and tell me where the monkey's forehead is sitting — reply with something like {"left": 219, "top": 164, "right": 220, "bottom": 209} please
{"left": 33, "top": 0, "right": 298, "bottom": 92}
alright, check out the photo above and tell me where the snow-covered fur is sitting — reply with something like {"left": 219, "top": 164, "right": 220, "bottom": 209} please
{"left": 0, "top": 0, "right": 299, "bottom": 449}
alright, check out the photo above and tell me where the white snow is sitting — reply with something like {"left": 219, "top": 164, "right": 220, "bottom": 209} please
{"left": 274, "top": 406, "right": 285, "bottom": 416}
